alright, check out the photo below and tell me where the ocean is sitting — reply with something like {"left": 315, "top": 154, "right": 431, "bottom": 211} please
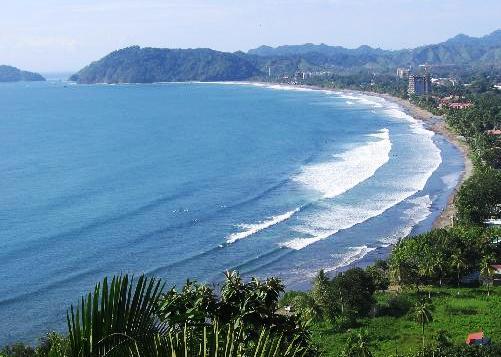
{"left": 0, "top": 81, "right": 463, "bottom": 344}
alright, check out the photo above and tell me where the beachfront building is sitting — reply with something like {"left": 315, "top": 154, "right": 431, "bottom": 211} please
{"left": 438, "top": 96, "right": 473, "bottom": 109}
{"left": 408, "top": 73, "right": 432, "bottom": 96}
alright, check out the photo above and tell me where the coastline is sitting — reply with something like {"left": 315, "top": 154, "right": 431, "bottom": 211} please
{"left": 248, "top": 82, "right": 472, "bottom": 230}
{"left": 371, "top": 92, "right": 473, "bottom": 229}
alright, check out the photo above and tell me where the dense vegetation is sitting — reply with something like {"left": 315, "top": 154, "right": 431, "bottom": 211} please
{"left": 70, "top": 47, "right": 262, "bottom": 84}
{"left": 278, "top": 226, "right": 501, "bottom": 356}
{"left": 0, "top": 65, "right": 45, "bottom": 82}
{"left": 312, "top": 286, "right": 501, "bottom": 357}
{"left": 1, "top": 272, "right": 316, "bottom": 356}
{"left": 439, "top": 91, "right": 501, "bottom": 225}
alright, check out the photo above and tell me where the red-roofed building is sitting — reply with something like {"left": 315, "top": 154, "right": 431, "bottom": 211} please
{"left": 438, "top": 96, "right": 473, "bottom": 110}
{"left": 486, "top": 129, "right": 501, "bottom": 136}
{"left": 466, "top": 331, "right": 491, "bottom": 346}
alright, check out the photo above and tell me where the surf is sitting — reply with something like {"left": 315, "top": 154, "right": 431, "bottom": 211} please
{"left": 293, "top": 128, "right": 391, "bottom": 199}
{"left": 226, "top": 208, "right": 300, "bottom": 244}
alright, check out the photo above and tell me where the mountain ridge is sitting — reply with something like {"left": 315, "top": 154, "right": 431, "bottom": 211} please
{"left": 70, "top": 29, "right": 501, "bottom": 84}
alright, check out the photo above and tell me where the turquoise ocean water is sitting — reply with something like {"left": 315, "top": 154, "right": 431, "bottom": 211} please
{"left": 0, "top": 81, "right": 463, "bottom": 343}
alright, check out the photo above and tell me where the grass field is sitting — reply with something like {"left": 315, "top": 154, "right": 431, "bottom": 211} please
{"left": 312, "top": 286, "right": 501, "bottom": 356}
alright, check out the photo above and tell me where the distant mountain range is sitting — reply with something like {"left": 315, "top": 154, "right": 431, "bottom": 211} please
{"left": 70, "top": 29, "right": 501, "bottom": 84}
{"left": 0, "top": 65, "right": 45, "bottom": 82}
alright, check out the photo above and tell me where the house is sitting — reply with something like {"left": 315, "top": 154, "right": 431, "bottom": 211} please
{"left": 438, "top": 96, "right": 473, "bottom": 110}
{"left": 466, "top": 331, "right": 491, "bottom": 346}
{"left": 492, "top": 264, "right": 501, "bottom": 286}
{"left": 486, "top": 129, "right": 501, "bottom": 136}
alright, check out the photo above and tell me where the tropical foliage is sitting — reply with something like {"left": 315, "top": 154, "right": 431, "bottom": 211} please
{"left": 388, "top": 226, "right": 500, "bottom": 288}
{"left": 2, "top": 273, "right": 316, "bottom": 357}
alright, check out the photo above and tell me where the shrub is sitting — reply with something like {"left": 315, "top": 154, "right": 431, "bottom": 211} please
{"left": 381, "top": 295, "right": 412, "bottom": 317}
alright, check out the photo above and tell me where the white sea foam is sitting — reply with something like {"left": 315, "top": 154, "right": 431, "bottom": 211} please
{"left": 209, "top": 84, "right": 442, "bottom": 254}
{"left": 441, "top": 172, "right": 461, "bottom": 190}
{"left": 336, "top": 92, "right": 385, "bottom": 108}
{"left": 379, "top": 195, "right": 433, "bottom": 247}
{"left": 325, "top": 246, "right": 377, "bottom": 272}
{"left": 226, "top": 208, "right": 300, "bottom": 244}
{"left": 293, "top": 129, "right": 391, "bottom": 199}
{"left": 280, "top": 105, "right": 442, "bottom": 250}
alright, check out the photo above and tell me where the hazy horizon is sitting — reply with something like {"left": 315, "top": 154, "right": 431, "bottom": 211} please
{"left": 1, "top": 0, "right": 500, "bottom": 72}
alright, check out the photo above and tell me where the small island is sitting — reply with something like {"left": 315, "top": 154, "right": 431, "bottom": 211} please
{"left": 0, "top": 65, "right": 45, "bottom": 82}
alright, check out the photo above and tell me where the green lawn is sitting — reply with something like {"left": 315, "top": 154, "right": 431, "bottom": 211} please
{"left": 312, "top": 286, "right": 501, "bottom": 356}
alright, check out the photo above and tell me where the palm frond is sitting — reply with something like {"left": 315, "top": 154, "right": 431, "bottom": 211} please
{"left": 67, "top": 274, "right": 165, "bottom": 357}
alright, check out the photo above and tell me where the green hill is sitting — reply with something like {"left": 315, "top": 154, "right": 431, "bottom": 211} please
{"left": 70, "top": 46, "right": 262, "bottom": 84}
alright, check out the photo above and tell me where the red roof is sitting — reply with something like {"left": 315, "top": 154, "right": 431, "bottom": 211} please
{"left": 466, "top": 332, "right": 484, "bottom": 345}
{"left": 487, "top": 129, "right": 501, "bottom": 135}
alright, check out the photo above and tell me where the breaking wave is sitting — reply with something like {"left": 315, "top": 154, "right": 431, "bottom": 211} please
{"left": 325, "top": 246, "right": 377, "bottom": 272}
{"left": 226, "top": 208, "right": 300, "bottom": 244}
{"left": 281, "top": 100, "right": 441, "bottom": 251}
{"left": 293, "top": 129, "right": 391, "bottom": 199}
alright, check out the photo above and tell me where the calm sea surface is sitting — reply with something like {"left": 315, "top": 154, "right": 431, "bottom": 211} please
{"left": 0, "top": 81, "right": 463, "bottom": 343}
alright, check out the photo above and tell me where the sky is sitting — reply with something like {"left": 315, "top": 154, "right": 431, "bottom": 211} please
{"left": 1, "top": 0, "right": 500, "bottom": 73}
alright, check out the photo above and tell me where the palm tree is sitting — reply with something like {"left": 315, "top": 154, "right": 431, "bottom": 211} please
{"left": 480, "top": 255, "right": 496, "bottom": 296}
{"left": 450, "top": 251, "right": 467, "bottom": 293}
{"left": 414, "top": 300, "right": 433, "bottom": 351}
{"left": 153, "top": 323, "right": 312, "bottom": 356}
{"left": 419, "top": 260, "right": 435, "bottom": 299}
{"left": 389, "top": 260, "right": 407, "bottom": 293}
{"left": 433, "top": 254, "right": 446, "bottom": 287}
{"left": 67, "top": 274, "right": 166, "bottom": 357}
{"left": 66, "top": 274, "right": 316, "bottom": 357}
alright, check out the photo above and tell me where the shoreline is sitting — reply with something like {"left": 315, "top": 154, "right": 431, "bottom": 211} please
{"left": 243, "top": 81, "right": 473, "bottom": 286}
{"left": 248, "top": 81, "right": 472, "bottom": 230}
{"left": 370, "top": 92, "right": 473, "bottom": 229}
